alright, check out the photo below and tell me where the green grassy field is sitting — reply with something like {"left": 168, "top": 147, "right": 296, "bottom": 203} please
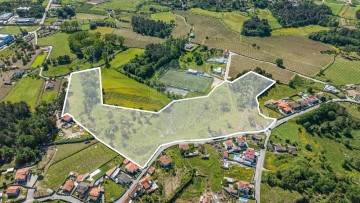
{"left": 95, "top": 0, "right": 145, "bottom": 11}
{"left": 160, "top": 70, "right": 213, "bottom": 93}
{"left": 43, "top": 142, "right": 117, "bottom": 189}
{"left": 319, "top": 57, "right": 360, "bottom": 85}
{"left": 0, "top": 26, "right": 39, "bottom": 34}
{"left": 38, "top": 32, "right": 76, "bottom": 59}
{"left": 52, "top": 141, "right": 97, "bottom": 163}
{"left": 271, "top": 25, "right": 330, "bottom": 37}
{"left": 113, "top": 28, "right": 165, "bottom": 48}
{"left": 41, "top": 91, "right": 58, "bottom": 103}
{"left": 109, "top": 48, "right": 145, "bottom": 69}
{"left": 151, "top": 12, "right": 176, "bottom": 23}
{"left": 4, "top": 77, "right": 43, "bottom": 110}
{"left": 89, "top": 27, "right": 115, "bottom": 35}
{"left": 271, "top": 122, "right": 300, "bottom": 143}
{"left": 30, "top": 53, "right": 47, "bottom": 69}
{"left": 102, "top": 68, "right": 171, "bottom": 111}
{"left": 223, "top": 164, "right": 255, "bottom": 182}
{"left": 92, "top": 156, "right": 123, "bottom": 180}
{"left": 42, "top": 59, "right": 103, "bottom": 77}
{"left": 104, "top": 178, "right": 126, "bottom": 203}
{"left": 256, "top": 9, "right": 282, "bottom": 30}
{"left": 326, "top": 3, "right": 345, "bottom": 15}
{"left": 261, "top": 184, "right": 302, "bottom": 203}
{"left": 75, "top": 13, "right": 108, "bottom": 20}
{"left": 338, "top": 5, "right": 360, "bottom": 19}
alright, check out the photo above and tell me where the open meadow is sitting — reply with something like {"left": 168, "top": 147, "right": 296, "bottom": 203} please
{"left": 89, "top": 26, "right": 115, "bottom": 35}
{"left": 319, "top": 57, "right": 360, "bottom": 85}
{"left": 171, "top": 15, "right": 192, "bottom": 38}
{"left": 229, "top": 55, "right": 295, "bottom": 84}
{"left": 151, "top": 12, "right": 176, "bottom": 23}
{"left": 271, "top": 25, "right": 330, "bottom": 37}
{"left": 113, "top": 28, "right": 165, "bottom": 48}
{"left": 160, "top": 70, "right": 213, "bottom": 93}
{"left": 0, "top": 26, "right": 39, "bottom": 34}
{"left": 338, "top": 5, "right": 360, "bottom": 19}
{"left": 109, "top": 48, "right": 145, "bottom": 69}
{"left": 43, "top": 142, "right": 117, "bottom": 189}
{"left": 4, "top": 77, "right": 43, "bottom": 110}
{"left": 256, "top": 9, "right": 282, "bottom": 30}
{"left": 30, "top": 53, "right": 47, "bottom": 69}
{"left": 38, "top": 32, "right": 76, "bottom": 59}
{"left": 101, "top": 68, "right": 171, "bottom": 111}
{"left": 94, "top": 0, "right": 145, "bottom": 11}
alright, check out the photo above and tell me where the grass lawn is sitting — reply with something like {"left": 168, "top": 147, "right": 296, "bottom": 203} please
{"left": 101, "top": 68, "right": 171, "bottom": 111}
{"left": 326, "top": 3, "right": 345, "bottom": 15}
{"left": 96, "top": 0, "right": 145, "bottom": 12}
{"left": 38, "top": 32, "right": 76, "bottom": 59}
{"left": 52, "top": 140, "right": 98, "bottom": 163}
{"left": 30, "top": 53, "right": 47, "bottom": 69}
{"left": 271, "top": 25, "right": 330, "bottom": 37}
{"left": 151, "top": 12, "right": 176, "bottom": 23}
{"left": 0, "top": 172, "right": 14, "bottom": 189}
{"left": 104, "top": 179, "right": 126, "bottom": 203}
{"left": 75, "top": 13, "right": 108, "bottom": 20}
{"left": 271, "top": 122, "right": 300, "bottom": 144}
{"left": 43, "top": 142, "right": 117, "bottom": 189}
{"left": 41, "top": 91, "right": 58, "bottom": 103}
{"left": 318, "top": 57, "right": 360, "bottom": 85}
{"left": 109, "top": 48, "right": 144, "bottom": 69}
{"left": 4, "top": 77, "right": 43, "bottom": 110}
{"left": 160, "top": 70, "right": 213, "bottom": 93}
{"left": 92, "top": 156, "right": 124, "bottom": 180}
{"left": 89, "top": 26, "right": 115, "bottom": 35}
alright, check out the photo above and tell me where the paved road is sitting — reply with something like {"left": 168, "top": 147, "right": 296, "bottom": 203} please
{"left": 224, "top": 52, "right": 235, "bottom": 81}
{"left": 40, "top": 0, "right": 53, "bottom": 24}
{"left": 36, "top": 193, "right": 82, "bottom": 203}
{"left": 39, "top": 46, "right": 52, "bottom": 80}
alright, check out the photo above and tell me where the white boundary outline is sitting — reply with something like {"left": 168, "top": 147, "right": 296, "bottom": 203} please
{"left": 62, "top": 67, "right": 277, "bottom": 169}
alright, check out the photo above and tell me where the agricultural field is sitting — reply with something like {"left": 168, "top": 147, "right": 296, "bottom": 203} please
{"left": 4, "top": 76, "right": 43, "bottom": 110}
{"left": 229, "top": 55, "right": 295, "bottom": 84}
{"left": 101, "top": 68, "right": 171, "bottom": 111}
{"left": 151, "top": 12, "right": 176, "bottom": 23}
{"left": 113, "top": 28, "right": 165, "bottom": 48}
{"left": 318, "top": 57, "right": 360, "bottom": 85}
{"left": 171, "top": 15, "right": 191, "bottom": 38}
{"left": 338, "top": 5, "right": 360, "bottom": 19}
{"left": 89, "top": 26, "right": 115, "bottom": 35}
{"left": 42, "top": 58, "right": 104, "bottom": 77}
{"left": 42, "top": 142, "right": 117, "bottom": 189}
{"left": 175, "top": 11, "right": 333, "bottom": 76}
{"left": 95, "top": 0, "right": 145, "bottom": 11}
{"left": 160, "top": 70, "right": 213, "bottom": 93}
{"left": 30, "top": 53, "right": 47, "bottom": 69}
{"left": 52, "top": 141, "right": 98, "bottom": 164}
{"left": 256, "top": 9, "right": 282, "bottom": 30}
{"left": 109, "top": 48, "right": 144, "bottom": 68}
{"left": 75, "top": 13, "right": 108, "bottom": 20}
{"left": 326, "top": 3, "right": 345, "bottom": 15}
{"left": 271, "top": 25, "right": 330, "bottom": 37}
{"left": 138, "top": 4, "right": 171, "bottom": 13}
{"left": 38, "top": 32, "right": 76, "bottom": 59}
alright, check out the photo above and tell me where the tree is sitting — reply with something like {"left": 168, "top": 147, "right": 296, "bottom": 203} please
{"left": 356, "top": 9, "right": 360, "bottom": 20}
{"left": 276, "top": 58, "right": 284, "bottom": 68}
{"left": 241, "top": 16, "right": 271, "bottom": 37}
{"left": 233, "top": 183, "right": 238, "bottom": 190}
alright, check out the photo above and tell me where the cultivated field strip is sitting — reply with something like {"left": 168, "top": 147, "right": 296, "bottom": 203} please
{"left": 175, "top": 11, "right": 333, "bottom": 77}
{"left": 230, "top": 55, "right": 295, "bottom": 84}
{"left": 113, "top": 28, "right": 165, "bottom": 48}
{"left": 171, "top": 15, "right": 192, "bottom": 39}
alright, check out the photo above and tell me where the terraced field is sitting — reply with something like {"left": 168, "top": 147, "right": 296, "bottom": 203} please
{"left": 320, "top": 57, "right": 360, "bottom": 85}
{"left": 229, "top": 55, "right": 295, "bottom": 84}
{"left": 113, "top": 28, "right": 165, "bottom": 48}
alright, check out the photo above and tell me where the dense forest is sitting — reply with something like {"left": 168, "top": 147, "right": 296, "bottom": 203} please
{"left": 269, "top": 0, "right": 337, "bottom": 27}
{"left": 122, "top": 38, "right": 186, "bottom": 79}
{"left": 0, "top": 102, "right": 56, "bottom": 166}
{"left": 68, "top": 31, "right": 124, "bottom": 63}
{"left": 131, "top": 16, "right": 174, "bottom": 38}
{"left": 57, "top": 6, "right": 76, "bottom": 19}
{"left": 17, "top": 5, "right": 45, "bottom": 18}
{"left": 241, "top": 16, "right": 271, "bottom": 37}
{"left": 264, "top": 103, "right": 360, "bottom": 202}
{"left": 309, "top": 28, "right": 360, "bottom": 53}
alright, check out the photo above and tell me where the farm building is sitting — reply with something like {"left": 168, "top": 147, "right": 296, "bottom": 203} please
{"left": 6, "top": 186, "right": 20, "bottom": 198}
{"left": 15, "top": 168, "right": 30, "bottom": 183}
{"left": 212, "top": 67, "right": 222, "bottom": 74}
{"left": 46, "top": 81, "right": 55, "bottom": 89}
{"left": 0, "top": 12, "right": 13, "bottom": 21}
{"left": 159, "top": 155, "right": 172, "bottom": 168}
{"left": 15, "top": 18, "right": 36, "bottom": 24}
{"left": 88, "top": 188, "right": 103, "bottom": 202}
{"left": 62, "top": 180, "right": 74, "bottom": 194}
{"left": 0, "top": 34, "right": 14, "bottom": 46}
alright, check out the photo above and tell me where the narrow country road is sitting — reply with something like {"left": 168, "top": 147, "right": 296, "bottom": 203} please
{"left": 40, "top": 0, "right": 53, "bottom": 24}
{"left": 224, "top": 52, "right": 234, "bottom": 81}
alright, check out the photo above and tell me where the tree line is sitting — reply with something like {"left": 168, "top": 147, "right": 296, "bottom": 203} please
{"left": 309, "top": 28, "right": 360, "bottom": 53}
{"left": 131, "top": 16, "right": 174, "bottom": 38}
{"left": 241, "top": 16, "right": 271, "bottom": 37}
{"left": 269, "top": 0, "right": 337, "bottom": 27}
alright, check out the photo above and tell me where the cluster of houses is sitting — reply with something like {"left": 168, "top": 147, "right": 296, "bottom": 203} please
{"left": 223, "top": 178, "right": 253, "bottom": 199}
{"left": 223, "top": 135, "right": 261, "bottom": 168}
{"left": 59, "top": 172, "right": 103, "bottom": 202}
{"left": 273, "top": 144, "right": 297, "bottom": 156}
{"left": 3, "top": 167, "right": 31, "bottom": 200}
{"left": 265, "top": 91, "right": 326, "bottom": 115}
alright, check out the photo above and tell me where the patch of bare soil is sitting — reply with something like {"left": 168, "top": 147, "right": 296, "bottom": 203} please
{"left": 162, "top": 168, "right": 184, "bottom": 198}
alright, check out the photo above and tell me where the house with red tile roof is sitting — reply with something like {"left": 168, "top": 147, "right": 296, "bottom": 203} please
{"left": 88, "top": 187, "right": 104, "bottom": 202}
{"left": 106, "top": 166, "right": 118, "bottom": 178}
{"left": 122, "top": 159, "right": 130, "bottom": 165}
{"left": 125, "top": 162, "right": 139, "bottom": 174}
{"left": 223, "top": 140, "right": 234, "bottom": 150}
{"left": 61, "top": 115, "right": 72, "bottom": 123}
{"left": 15, "top": 168, "right": 30, "bottom": 183}
{"left": 277, "top": 100, "right": 292, "bottom": 114}
{"left": 237, "top": 181, "right": 250, "bottom": 193}
{"left": 236, "top": 136, "right": 247, "bottom": 148}
{"left": 140, "top": 174, "right": 152, "bottom": 190}
{"left": 62, "top": 180, "right": 74, "bottom": 194}
{"left": 179, "top": 143, "right": 189, "bottom": 151}
{"left": 147, "top": 166, "right": 155, "bottom": 175}
{"left": 76, "top": 173, "right": 90, "bottom": 183}
{"left": 159, "top": 155, "right": 172, "bottom": 168}
{"left": 6, "top": 186, "right": 20, "bottom": 198}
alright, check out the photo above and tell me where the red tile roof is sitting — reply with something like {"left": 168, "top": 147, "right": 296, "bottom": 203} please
{"left": 159, "top": 155, "right": 172, "bottom": 166}
{"left": 223, "top": 140, "right": 234, "bottom": 147}
{"left": 63, "top": 180, "right": 74, "bottom": 192}
{"left": 76, "top": 173, "right": 89, "bottom": 182}
{"left": 179, "top": 143, "right": 189, "bottom": 150}
{"left": 89, "top": 188, "right": 103, "bottom": 197}
{"left": 106, "top": 166, "right": 118, "bottom": 177}
{"left": 61, "top": 115, "right": 72, "bottom": 122}
{"left": 245, "top": 148, "right": 255, "bottom": 155}
{"left": 223, "top": 151, "right": 228, "bottom": 158}
{"left": 15, "top": 168, "right": 29, "bottom": 181}
{"left": 123, "top": 159, "right": 130, "bottom": 165}
{"left": 6, "top": 186, "right": 20, "bottom": 194}
{"left": 147, "top": 166, "right": 155, "bottom": 175}
{"left": 140, "top": 175, "right": 152, "bottom": 190}
{"left": 236, "top": 136, "right": 246, "bottom": 143}
{"left": 238, "top": 181, "right": 250, "bottom": 189}
{"left": 245, "top": 154, "right": 255, "bottom": 160}
{"left": 125, "top": 162, "right": 139, "bottom": 173}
